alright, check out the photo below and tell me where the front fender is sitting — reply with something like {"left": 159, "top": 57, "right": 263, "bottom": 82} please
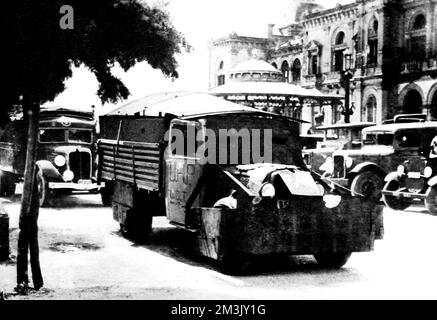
{"left": 384, "top": 171, "right": 400, "bottom": 182}
{"left": 350, "top": 162, "right": 385, "bottom": 177}
{"left": 36, "top": 160, "right": 62, "bottom": 180}
{"left": 428, "top": 176, "right": 437, "bottom": 187}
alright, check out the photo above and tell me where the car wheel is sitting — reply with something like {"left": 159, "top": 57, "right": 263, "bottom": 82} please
{"left": 382, "top": 179, "right": 411, "bottom": 211}
{"left": 36, "top": 171, "right": 49, "bottom": 207}
{"left": 313, "top": 252, "right": 352, "bottom": 268}
{"left": 425, "top": 187, "right": 437, "bottom": 215}
{"left": 351, "top": 171, "right": 383, "bottom": 200}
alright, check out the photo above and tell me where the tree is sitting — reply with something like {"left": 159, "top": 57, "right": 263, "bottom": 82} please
{"left": 3, "top": 0, "right": 188, "bottom": 292}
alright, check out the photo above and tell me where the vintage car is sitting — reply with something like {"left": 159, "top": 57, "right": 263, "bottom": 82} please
{"left": 302, "top": 122, "right": 375, "bottom": 175}
{"left": 97, "top": 92, "right": 383, "bottom": 272}
{"left": 382, "top": 135, "right": 437, "bottom": 214}
{"left": 322, "top": 119, "right": 437, "bottom": 199}
{"left": 0, "top": 106, "right": 100, "bottom": 206}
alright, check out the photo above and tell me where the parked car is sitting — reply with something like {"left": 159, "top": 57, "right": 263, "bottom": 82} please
{"left": 322, "top": 118, "right": 437, "bottom": 200}
{"left": 0, "top": 106, "right": 100, "bottom": 206}
{"left": 302, "top": 122, "right": 375, "bottom": 175}
{"left": 382, "top": 135, "right": 437, "bottom": 214}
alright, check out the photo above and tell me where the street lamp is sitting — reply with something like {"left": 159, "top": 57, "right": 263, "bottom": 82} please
{"left": 340, "top": 48, "right": 354, "bottom": 123}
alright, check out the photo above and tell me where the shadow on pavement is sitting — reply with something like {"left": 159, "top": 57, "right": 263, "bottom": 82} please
{"left": 114, "top": 224, "right": 354, "bottom": 277}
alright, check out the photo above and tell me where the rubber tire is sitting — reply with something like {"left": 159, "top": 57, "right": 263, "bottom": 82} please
{"left": 0, "top": 171, "right": 16, "bottom": 197}
{"left": 119, "top": 208, "right": 153, "bottom": 242}
{"left": 351, "top": 171, "right": 383, "bottom": 200}
{"left": 36, "top": 171, "right": 49, "bottom": 207}
{"left": 313, "top": 252, "right": 352, "bottom": 269}
{"left": 382, "top": 179, "right": 412, "bottom": 211}
{"left": 218, "top": 253, "right": 250, "bottom": 275}
{"left": 100, "top": 182, "right": 114, "bottom": 206}
{"left": 425, "top": 187, "right": 437, "bottom": 215}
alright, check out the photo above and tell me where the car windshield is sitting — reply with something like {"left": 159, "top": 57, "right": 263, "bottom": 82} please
{"left": 68, "top": 129, "right": 92, "bottom": 143}
{"left": 363, "top": 133, "right": 394, "bottom": 146}
{"left": 39, "top": 129, "right": 65, "bottom": 143}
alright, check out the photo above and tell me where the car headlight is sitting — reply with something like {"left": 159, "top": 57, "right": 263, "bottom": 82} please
{"left": 424, "top": 166, "right": 433, "bottom": 178}
{"left": 259, "top": 183, "right": 275, "bottom": 198}
{"left": 54, "top": 155, "right": 66, "bottom": 167}
{"left": 63, "top": 170, "right": 74, "bottom": 182}
{"left": 397, "top": 165, "right": 405, "bottom": 176}
{"left": 345, "top": 157, "right": 354, "bottom": 169}
{"left": 323, "top": 194, "right": 342, "bottom": 209}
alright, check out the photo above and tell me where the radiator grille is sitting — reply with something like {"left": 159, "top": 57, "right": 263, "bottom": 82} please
{"left": 69, "top": 151, "right": 91, "bottom": 181}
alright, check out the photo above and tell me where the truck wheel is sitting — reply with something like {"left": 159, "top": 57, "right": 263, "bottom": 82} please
{"left": 119, "top": 208, "right": 153, "bottom": 242}
{"left": 100, "top": 182, "right": 114, "bottom": 206}
{"left": 0, "top": 171, "right": 16, "bottom": 197}
{"left": 36, "top": 171, "right": 49, "bottom": 207}
{"left": 351, "top": 171, "right": 383, "bottom": 200}
{"left": 425, "top": 187, "right": 437, "bottom": 215}
{"left": 218, "top": 253, "right": 250, "bottom": 275}
{"left": 313, "top": 252, "right": 352, "bottom": 268}
{"left": 382, "top": 180, "right": 411, "bottom": 211}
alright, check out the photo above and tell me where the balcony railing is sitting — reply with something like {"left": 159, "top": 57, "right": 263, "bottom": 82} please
{"left": 401, "top": 58, "right": 437, "bottom": 74}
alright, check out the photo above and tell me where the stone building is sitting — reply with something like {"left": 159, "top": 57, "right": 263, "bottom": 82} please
{"left": 208, "top": 0, "right": 437, "bottom": 126}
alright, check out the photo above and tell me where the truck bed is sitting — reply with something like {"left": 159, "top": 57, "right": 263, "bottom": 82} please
{"left": 98, "top": 139, "right": 163, "bottom": 192}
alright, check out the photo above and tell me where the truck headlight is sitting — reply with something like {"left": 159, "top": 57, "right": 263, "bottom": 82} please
{"left": 54, "top": 155, "right": 66, "bottom": 167}
{"left": 323, "top": 194, "right": 342, "bottom": 209}
{"left": 63, "top": 170, "right": 74, "bottom": 182}
{"left": 424, "top": 166, "right": 433, "bottom": 178}
{"left": 397, "top": 165, "right": 405, "bottom": 176}
{"left": 259, "top": 183, "right": 275, "bottom": 198}
{"left": 345, "top": 157, "right": 354, "bottom": 169}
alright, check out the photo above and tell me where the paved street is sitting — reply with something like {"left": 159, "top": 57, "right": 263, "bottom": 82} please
{"left": 1, "top": 193, "right": 437, "bottom": 300}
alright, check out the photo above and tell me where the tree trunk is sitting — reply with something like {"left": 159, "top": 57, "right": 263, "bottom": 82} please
{"left": 16, "top": 101, "right": 43, "bottom": 290}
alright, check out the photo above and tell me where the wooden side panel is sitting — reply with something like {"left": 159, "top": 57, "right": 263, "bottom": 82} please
{"left": 99, "top": 139, "right": 162, "bottom": 192}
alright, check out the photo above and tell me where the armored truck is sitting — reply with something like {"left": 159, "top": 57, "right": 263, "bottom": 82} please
{"left": 98, "top": 92, "right": 383, "bottom": 272}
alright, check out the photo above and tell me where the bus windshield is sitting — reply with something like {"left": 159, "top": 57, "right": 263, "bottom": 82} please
{"left": 39, "top": 129, "right": 65, "bottom": 143}
{"left": 68, "top": 129, "right": 92, "bottom": 143}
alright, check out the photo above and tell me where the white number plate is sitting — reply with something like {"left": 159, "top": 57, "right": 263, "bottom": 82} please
{"left": 407, "top": 172, "right": 421, "bottom": 179}
{"left": 78, "top": 179, "right": 92, "bottom": 184}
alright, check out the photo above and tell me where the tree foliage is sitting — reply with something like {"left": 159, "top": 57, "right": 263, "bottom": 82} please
{"left": 3, "top": 0, "right": 188, "bottom": 116}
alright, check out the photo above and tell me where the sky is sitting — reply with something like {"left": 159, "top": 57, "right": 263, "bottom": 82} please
{"left": 48, "top": 0, "right": 352, "bottom": 115}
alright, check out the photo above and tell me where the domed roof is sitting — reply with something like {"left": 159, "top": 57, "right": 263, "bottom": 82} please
{"left": 231, "top": 59, "right": 280, "bottom": 74}
{"left": 229, "top": 59, "right": 283, "bottom": 83}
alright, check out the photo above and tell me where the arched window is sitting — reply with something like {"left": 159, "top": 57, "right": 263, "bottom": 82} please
{"left": 408, "top": 14, "right": 426, "bottom": 60}
{"left": 217, "top": 61, "right": 225, "bottom": 86}
{"left": 291, "top": 59, "right": 301, "bottom": 82}
{"left": 430, "top": 90, "right": 437, "bottom": 119}
{"left": 367, "top": 18, "right": 378, "bottom": 66}
{"left": 281, "top": 61, "right": 290, "bottom": 82}
{"left": 403, "top": 89, "right": 423, "bottom": 114}
{"left": 333, "top": 31, "right": 346, "bottom": 71}
{"left": 365, "top": 95, "right": 377, "bottom": 122}
{"left": 413, "top": 14, "right": 426, "bottom": 30}
{"left": 335, "top": 32, "right": 345, "bottom": 45}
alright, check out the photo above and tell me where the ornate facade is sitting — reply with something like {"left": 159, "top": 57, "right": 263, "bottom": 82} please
{"left": 208, "top": 0, "right": 437, "bottom": 126}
